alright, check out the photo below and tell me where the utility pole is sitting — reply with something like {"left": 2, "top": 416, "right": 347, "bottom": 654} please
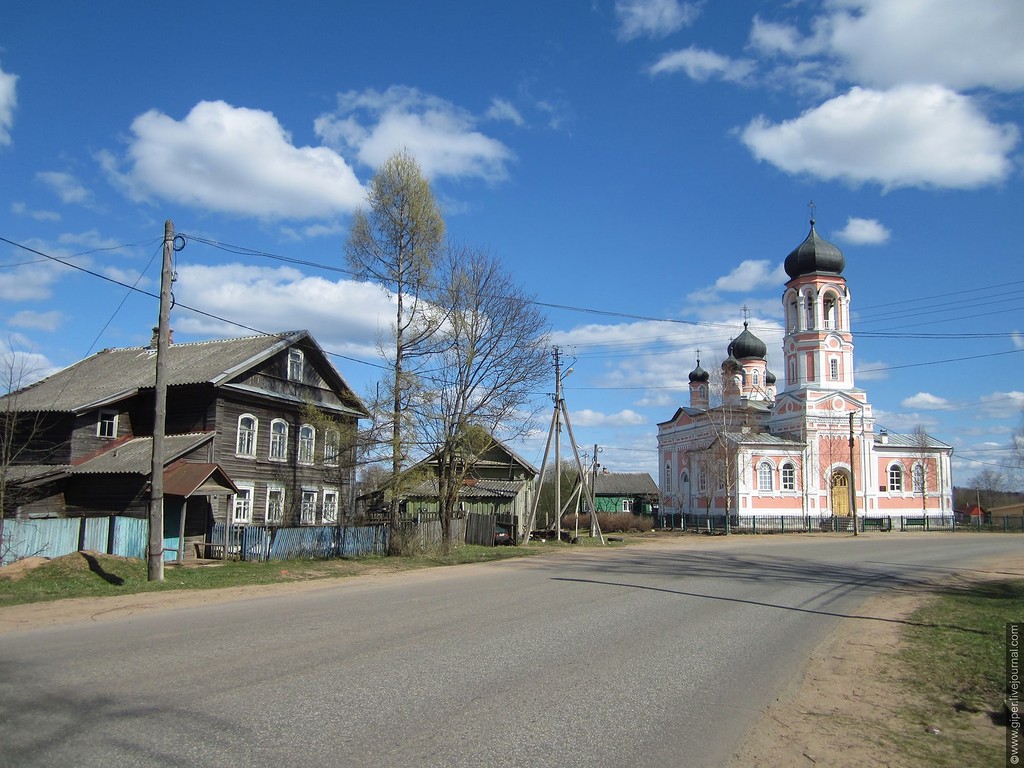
{"left": 148, "top": 220, "right": 174, "bottom": 581}
{"left": 521, "top": 349, "right": 603, "bottom": 546}
{"left": 554, "top": 347, "right": 562, "bottom": 542}
{"left": 849, "top": 411, "right": 858, "bottom": 537}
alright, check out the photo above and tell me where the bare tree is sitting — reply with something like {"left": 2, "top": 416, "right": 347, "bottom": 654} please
{"left": 1, "top": 341, "right": 52, "bottom": 558}
{"left": 416, "top": 246, "right": 549, "bottom": 547}
{"left": 911, "top": 424, "right": 931, "bottom": 514}
{"left": 345, "top": 149, "right": 445, "bottom": 551}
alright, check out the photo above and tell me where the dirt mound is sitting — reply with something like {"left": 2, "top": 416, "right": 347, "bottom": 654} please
{"left": 0, "top": 556, "right": 50, "bottom": 580}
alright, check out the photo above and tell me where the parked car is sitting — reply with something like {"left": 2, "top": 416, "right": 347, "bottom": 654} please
{"left": 494, "top": 525, "right": 514, "bottom": 546}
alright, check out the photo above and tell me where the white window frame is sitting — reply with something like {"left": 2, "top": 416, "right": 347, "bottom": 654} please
{"left": 288, "top": 348, "right": 304, "bottom": 382}
{"left": 300, "top": 489, "right": 318, "bottom": 525}
{"left": 236, "top": 413, "right": 258, "bottom": 457}
{"left": 781, "top": 463, "right": 796, "bottom": 492}
{"left": 757, "top": 462, "right": 773, "bottom": 492}
{"left": 232, "top": 484, "right": 254, "bottom": 525}
{"left": 298, "top": 424, "right": 316, "bottom": 465}
{"left": 829, "top": 358, "right": 840, "bottom": 381}
{"left": 888, "top": 464, "right": 904, "bottom": 492}
{"left": 266, "top": 484, "right": 285, "bottom": 525}
{"left": 269, "top": 419, "right": 288, "bottom": 461}
{"left": 97, "top": 410, "right": 118, "bottom": 439}
{"left": 664, "top": 461, "right": 672, "bottom": 493}
{"left": 324, "top": 428, "right": 340, "bottom": 466}
{"left": 697, "top": 466, "right": 708, "bottom": 494}
{"left": 322, "top": 489, "right": 339, "bottom": 524}
{"left": 621, "top": 499, "right": 632, "bottom": 513}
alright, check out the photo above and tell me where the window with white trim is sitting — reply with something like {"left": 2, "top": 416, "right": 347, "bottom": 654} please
{"left": 757, "top": 462, "right": 773, "bottom": 492}
{"left": 324, "top": 429, "right": 340, "bottom": 466}
{"left": 266, "top": 485, "right": 285, "bottom": 525}
{"left": 621, "top": 499, "right": 633, "bottom": 513}
{"left": 752, "top": 370, "right": 760, "bottom": 387}
{"left": 269, "top": 419, "right": 288, "bottom": 461}
{"left": 888, "top": 464, "right": 904, "bottom": 492}
{"left": 781, "top": 463, "right": 796, "bottom": 491}
{"left": 288, "top": 348, "right": 304, "bottom": 382}
{"left": 829, "top": 358, "right": 839, "bottom": 380}
{"left": 298, "top": 424, "right": 315, "bottom": 465}
{"left": 97, "top": 410, "right": 118, "bottom": 439}
{"left": 912, "top": 464, "right": 925, "bottom": 493}
{"left": 236, "top": 414, "right": 258, "bottom": 457}
{"left": 322, "top": 490, "right": 339, "bottom": 524}
{"left": 664, "top": 461, "right": 672, "bottom": 492}
{"left": 300, "top": 489, "right": 318, "bottom": 525}
{"left": 697, "top": 466, "right": 708, "bottom": 494}
{"left": 232, "top": 485, "right": 254, "bottom": 524}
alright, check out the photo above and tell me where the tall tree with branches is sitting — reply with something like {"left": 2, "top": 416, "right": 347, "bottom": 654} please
{"left": 345, "top": 149, "right": 445, "bottom": 550}
{"left": 417, "top": 246, "right": 549, "bottom": 547}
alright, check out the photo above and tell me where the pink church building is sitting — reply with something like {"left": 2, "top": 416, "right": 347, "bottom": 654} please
{"left": 657, "top": 218, "right": 953, "bottom": 527}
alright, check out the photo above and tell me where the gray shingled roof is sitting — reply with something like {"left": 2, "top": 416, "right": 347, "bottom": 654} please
{"left": 593, "top": 472, "right": 659, "bottom": 497}
{"left": 72, "top": 433, "right": 214, "bottom": 474}
{"left": 4, "top": 331, "right": 367, "bottom": 414}
{"left": 404, "top": 478, "right": 526, "bottom": 499}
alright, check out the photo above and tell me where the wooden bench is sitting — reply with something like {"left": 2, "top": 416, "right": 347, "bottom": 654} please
{"left": 903, "top": 517, "right": 927, "bottom": 530}
{"left": 862, "top": 517, "right": 891, "bottom": 532}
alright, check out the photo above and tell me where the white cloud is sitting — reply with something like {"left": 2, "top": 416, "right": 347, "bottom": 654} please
{"left": 0, "top": 64, "right": 16, "bottom": 146}
{"left": 485, "top": 98, "right": 525, "bottom": 127}
{"left": 853, "top": 359, "right": 889, "bottom": 381}
{"left": 901, "top": 392, "right": 950, "bottom": 410}
{"left": 1012, "top": 332, "right": 1024, "bottom": 350}
{"left": 740, "top": 85, "right": 1019, "bottom": 190}
{"left": 826, "top": 0, "right": 1024, "bottom": 92}
{"left": 104, "top": 100, "right": 366, "bottom": 220}
{"left": 650, "top": 47, "right": 756, "bottom": 83}
{"left": 172, "top": 262, "right": 393, "bottom": 361}
{"left": 11, "top": 202, "right": 60, "bottom": 222}
{"left": 710, "top": 260, "right": 787, "bottom": 294}
{"left": 7, "top": 310, "right": 62, "bottom": 332}
{"left": 977, "top": 391, "right": 1024, "bottom": 419}
{"left": 570, "top": 409, "right": 647, "bottom": 427}
{"left": 315, "top": 86, "right": 515, "bottom": 184}
{"left": 836, "top": 217, "right": 890, "bottom": 245}
{"left": 37, "top": 171, "right": 92, "bottom": 205}
{"left": 749, "top": 2, "right": 1024, "bottom": 93}
{"left": 615, "top": 0, "right": 701, "bottom": 41}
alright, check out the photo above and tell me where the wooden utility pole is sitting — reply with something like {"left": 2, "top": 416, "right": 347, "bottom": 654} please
{"left": 148, "top": 220, "right": 174, "bottom": 581}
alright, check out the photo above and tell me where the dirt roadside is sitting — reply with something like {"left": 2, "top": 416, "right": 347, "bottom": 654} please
{"left": 727, "top": 550, "right": 1024, "bottom": 768}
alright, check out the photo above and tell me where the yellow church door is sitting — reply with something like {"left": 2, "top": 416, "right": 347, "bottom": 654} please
{"left": 831, "top": 471, "right": 850, "bottom": 517}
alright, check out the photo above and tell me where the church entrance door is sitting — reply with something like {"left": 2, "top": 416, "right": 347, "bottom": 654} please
{"left": 830, "top": 470, "right": 850, "bottom": 517}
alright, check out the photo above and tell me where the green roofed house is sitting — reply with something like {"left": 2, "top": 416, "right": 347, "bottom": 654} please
{"left": 592, "top": 471, "right": 660, "bottom": 516}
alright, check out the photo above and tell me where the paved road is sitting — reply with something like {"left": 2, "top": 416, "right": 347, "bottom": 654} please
{"left": 1, "top": 534, "right": 1020, "bottom": 768}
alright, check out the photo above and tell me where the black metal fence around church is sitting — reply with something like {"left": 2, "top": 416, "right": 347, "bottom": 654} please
{"left": 654, "top": 513, "right": 985, "bottom": 534}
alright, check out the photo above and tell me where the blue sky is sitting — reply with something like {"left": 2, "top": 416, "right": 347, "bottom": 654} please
{"left": 2, "top": 0, "right": 1023, "bottom": 487}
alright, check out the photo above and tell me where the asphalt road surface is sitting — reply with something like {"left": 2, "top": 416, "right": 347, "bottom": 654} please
{"left": 1, "top": 534, "right": 1020, "bottom": 768}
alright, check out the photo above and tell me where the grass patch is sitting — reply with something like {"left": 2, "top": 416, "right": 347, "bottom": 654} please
{"left": 887, "top": 578, "right": 1024, "bottom": 766}
{"left": 0, "top": 543, "right": 541, "bottom": 608}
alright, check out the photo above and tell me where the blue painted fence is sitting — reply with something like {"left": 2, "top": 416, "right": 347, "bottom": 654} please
{"left": 0, "top": 516, "right": 149, "bottom": 565}
{"left": 207, "top": 523, "right": 388, "bottom": 561}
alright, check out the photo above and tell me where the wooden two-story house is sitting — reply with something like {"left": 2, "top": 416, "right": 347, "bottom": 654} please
{"left": 1, "top": 330, "right": 368, "bottom": 549}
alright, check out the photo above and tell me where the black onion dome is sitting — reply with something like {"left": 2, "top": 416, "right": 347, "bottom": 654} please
{"left": 765, "top": 369, "right": 777, "bottom": 385}
{"left": 688, "top": 359, "right": 710, "bottom": 383}
{"left": 784, "top": 218, "right": 845, "bottom": 279}
{"left": 729, "top": 322, "right": 767, "bottom": 360}
{"left": 721, "top": 353, "right": 741, "bottom": 372}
